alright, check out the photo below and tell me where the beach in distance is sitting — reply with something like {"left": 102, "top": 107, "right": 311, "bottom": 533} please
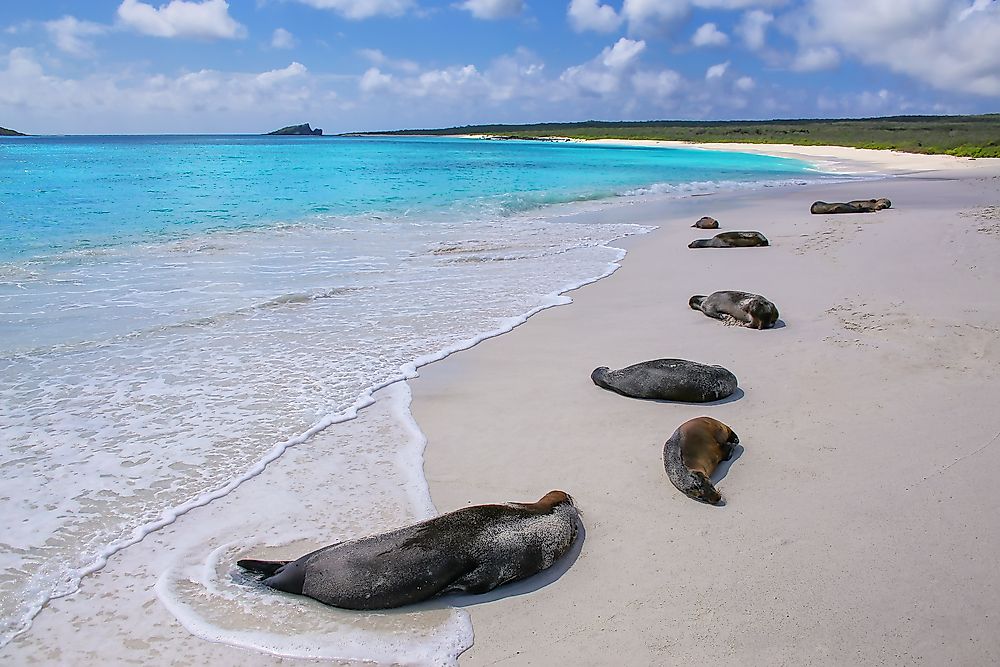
{"left": 3, "top": 138, "right": 999, "bottom": 666}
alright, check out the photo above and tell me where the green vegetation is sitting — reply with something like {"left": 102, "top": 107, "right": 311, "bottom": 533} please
{"left": 1, "top": 126, "right": 28, "bottom": 136}
{"left": 356, "top": 115, "right": 1000, "bottom": 158}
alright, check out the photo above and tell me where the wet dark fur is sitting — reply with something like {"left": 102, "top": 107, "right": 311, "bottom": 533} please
{"left": 688, "top": 231, "right": 769, "bottom": 248}
{"left": 237, "top": 491, "right": 579, "bottom": 610}
{"left": 663, "top": 417, "right": 740, "bottom": 505}
{"left": 591, "top": 358, "right": 738, "bottom": 403}
{"left": 689, "top": 290, "right": 779, "bottom": 329}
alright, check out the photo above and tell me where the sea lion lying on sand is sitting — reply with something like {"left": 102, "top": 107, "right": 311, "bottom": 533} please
{"left": 693, "top": 216, "right": 719, "bottom": 229}
{"left": 237, "top": 491, "right": 579, "bottom": 610}
{"left": 689, "top": 290, "right": 779, "bottom": 329}
{"left": 688, "top": 231, "right": 769, "bottom": 248}
{"left": 810, "top": 198, "right": 891, "bottom": 214}
{"left": 591, "top": 359, "right": 738, "bottom": 403}
{"left": 664, "top": 417, "right": 739, "bottom": 505}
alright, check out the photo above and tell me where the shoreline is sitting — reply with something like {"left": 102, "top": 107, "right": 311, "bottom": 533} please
{"left": 413, "top": 147, "right": 1000, "bottom": 663}
{"left": 3, "top": 144, "right": 998, "bottom": 665}
{"left": 457, "top": 133, "right": 983, "bottom": 175}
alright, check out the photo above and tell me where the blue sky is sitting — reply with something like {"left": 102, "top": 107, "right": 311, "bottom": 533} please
{"left": 1, "top": 0, "right": 998, "bottom": 133}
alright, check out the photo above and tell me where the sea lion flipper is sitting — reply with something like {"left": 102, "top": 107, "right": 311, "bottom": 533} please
{"left": 237, "top": 559, "right": 289, "bottom": 577}
{"left": 449, "top": 563, "right": 503, "bottom": 595}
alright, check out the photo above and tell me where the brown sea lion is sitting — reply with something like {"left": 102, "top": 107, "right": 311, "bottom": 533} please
{"left": 237, "top": 491, "right": 580, "bottom": 609}
{"left": 688, "top": 231, "right": 769, "bottom": 248}
{"left": 810, "top": 198, "right": 891, "bottom": 214}
{"left": 693, "top": 216, "right": 719, "bottom": 229}
{"left": 663, "top": 417, "right": 740, "bottom": 505}
{"left": 689, "top": 290, "right": 779, "bottom": 329}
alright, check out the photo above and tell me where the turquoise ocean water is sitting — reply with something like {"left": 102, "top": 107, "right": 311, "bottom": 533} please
{"left": 0, "top": 135, "right": 816, "bottom": 657}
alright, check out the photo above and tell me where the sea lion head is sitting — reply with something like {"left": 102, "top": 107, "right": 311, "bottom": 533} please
{"left": 590, "top": 366, "right": 612, "bottom": 389}
{"left": 687, "top": 471, "right": 723, "bottom": 505}
{"left": 745, "top": 296, "right": 779, "bottom": 329}
{"left": 535, "top": 490, "right": 575, "bottom": 510}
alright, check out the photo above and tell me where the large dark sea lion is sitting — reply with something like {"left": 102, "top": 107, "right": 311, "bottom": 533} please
{"left": 688, "top": 231, "right": 769, "bottom": 248}
{"left": 689, "top": 290, "right": 779, "bottom": 329}
{"left": 591, "top": 359, "right": 738, "bottom": 403}
{"left": 692, "top": 216, "right": 719, "bottom": 229}
{"left": 810, "top": 198, "right": 891, "bottom": 214}
{"left": 664, "top": 417, "right": 740, "bottom": 505}
{"left": 237, "top": 491, "right": 579, "bottom": 610}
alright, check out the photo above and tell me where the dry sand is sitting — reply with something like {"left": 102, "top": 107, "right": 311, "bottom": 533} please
{"left": 4, "top": 145, "right": 999, "bottom": 666}
{"left": 414, "top": 149, "right": 1000, "bottom": 664}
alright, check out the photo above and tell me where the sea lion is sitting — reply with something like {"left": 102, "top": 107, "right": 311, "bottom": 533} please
{"left": 591, "top": 359, "right": 738, "bottom": 403}
{"left": 688, "top": 231, "right": 769, "bottom": 248}
{"left": 663, "top": 417, "right": 740, "bottom": 505}
{"left": 810, "top": 198, "right": 891, "bottom": 214}
{"left": 693, "top": 216, "right": 719, "bottom": 229}
{"left": 237, "top": 491, "right": 580, "bottom": 610}
{"left": 689, "top": 290, "right": 779, "bottom": 329}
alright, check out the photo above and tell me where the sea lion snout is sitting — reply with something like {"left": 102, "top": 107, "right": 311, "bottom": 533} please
{"left": 727, "top": 430, "right": 740, "bottom": 445}
{"left": 689, "top": 472, "right": 723, "bottom": 505}
{"left": 590, "top": 366, "right": 612, "bottom": 389}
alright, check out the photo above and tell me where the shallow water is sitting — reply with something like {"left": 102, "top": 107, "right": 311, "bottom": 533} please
{"left": 0, "top": 135, "right": 817, "bottom": 653}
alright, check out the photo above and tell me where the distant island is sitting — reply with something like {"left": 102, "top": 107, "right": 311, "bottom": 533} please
{"left": 267, "top": 123, "right": 323, "bottom": 136}
{"left": 1, "top": 126, "right": 28, "bottom": 136}
{"left": 346, "top": 114, "right": 1000, "bottom": 158}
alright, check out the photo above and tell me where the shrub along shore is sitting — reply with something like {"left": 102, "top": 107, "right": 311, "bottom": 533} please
{"left": 349, "top": 114, "right": 1000, "bottom": 158}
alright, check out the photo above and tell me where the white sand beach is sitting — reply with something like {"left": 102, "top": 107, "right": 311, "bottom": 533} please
{"left": 5, "top": 145, "right": 999, "bottom": 665}
{"left": 417, "top": 142, "right": 1000, "bottom": 664}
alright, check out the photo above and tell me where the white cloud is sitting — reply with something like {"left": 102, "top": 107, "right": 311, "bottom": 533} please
{"left": 632, "top": 68, "right": 683, "bottom": 98}
{"left": 693, "top": 0, "right": 786, "bottom": 7}
{"left": 793, "top": 0, "right": 1000, "bottom": 96}
{"left": 567, "top": 0, "right": 622, "bottom": 32}
{"left": 601, "top": 37, "right": 646, "bottom": 67}
{"left": 735, "top": 75, "right": 755, "bottom": 91}
{"left": 117, "top": 0, "right": 245, "bottom": 39}
{"left": 456, "top": 0, "right": 524, "bottom": 19}
{"left": 359, "top": 66, "right": 393, "bottom": 93}
{"left": 271, "top": 28, "right": 296, "bottom": 49}
{"left": 289, "top": 0, "right": 415, "bottom": 19}
{"left": 735, "top": 9, "right": 772, "bottom": 50}
{"left": 706, "top": 60, "right": 730, "bottom": 79}
{"left": 792, "top": 45, "right": 839, "bottom": 72}
{"left": 621, "top": 0, "right": 690, "bottom": 32}
{"left": 44, "top": 16, "right": 108, "bottom": 57}
{"left": 0, "top": 48, "right": 323, "bottom": 132}
{"left": 561, "top": 38, "right": 646, "bottom": 95}
{"left": 358, "top": 48, "right": 420, "bottom": 72}
{"left": 691, "top": 22, "right": 729, "bottom": 47}
{"left": 569, "top": 0, "right": 787, "bottom": 36}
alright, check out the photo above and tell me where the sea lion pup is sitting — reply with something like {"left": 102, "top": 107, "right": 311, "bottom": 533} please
{"left": 591, "top": 359, "right": 738, "bottom": 403}
{"left": 689, "top": 290, "right": 779, "bottom": 329}
{"left": 688, "top": 231, "right": 769, "bottom": 248}
{"left": 237, "top": 491, "right": 580, "bottom": 610}
{"left": 664, "top": 417, "right": 740, "bottom": 505}
{"left": 810, "top": 198, "right": 892, "bottom": 214}
{"left": 692, "top": 216, "right": 719, "bottom": 229}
